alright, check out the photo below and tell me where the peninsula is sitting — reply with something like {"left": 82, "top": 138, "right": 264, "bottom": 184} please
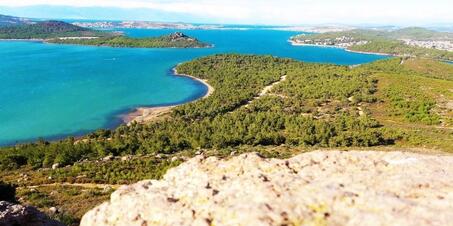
{"left": 0, "top": 18, "right": 211, "bottom": 48}
{"left": 291, "top": 27, "right": 453, "bottom": 61}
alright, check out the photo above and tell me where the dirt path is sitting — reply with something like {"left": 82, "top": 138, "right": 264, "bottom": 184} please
{"left": 259, "top": 75, "right": 287, "bottom": 97}
{"left": 242, "top": 75, "right": 287, "bottom": 108}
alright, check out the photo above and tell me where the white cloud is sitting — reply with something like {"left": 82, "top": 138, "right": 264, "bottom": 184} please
{"left": 0, "top": 0, "right": 451, "bottom": 25}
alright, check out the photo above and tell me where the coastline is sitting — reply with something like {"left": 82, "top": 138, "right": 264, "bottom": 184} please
{"left": 288, "top": 39, "right": 394, "bottom": 56}
{"left": 288, "top": 40, "right": 343, "bottom": 49}
{"left": 0, "top": 38, "right": 45, "bottom": 42}
{"left": 0, "top": 38, "right": 214, "bottom": 49}
{"left": 124, "top": 67, "right": 214, "bottom": 125}
{"left": 343, "top": 49, "right": 393, "bottom": 56}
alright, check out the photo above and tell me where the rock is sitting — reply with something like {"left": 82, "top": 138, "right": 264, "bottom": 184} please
{"left": 0, "top": 201, "right": 64, "bottom": 226}
{"left": 48, "top": 207, "right": 59, "bottom": 215}
{"left": 80, "top": 150, "right": 453, "bottom": 226}
{"left": 102, "top": 155, "right": 114, "bottom": 161}
{"left": 171, "top": 156, "right": 179, "bottom": 162}
{"left": 103, "top": 186, "right": 113, "bottom": 193}
{"left": 121, "top": 156, "right": 132, "bottom": 162}
{"left": 51, "top": 163, "right": 60, "bottom": 170}
{"left": 169, "top": 32, "right": 188, "bottom": 40}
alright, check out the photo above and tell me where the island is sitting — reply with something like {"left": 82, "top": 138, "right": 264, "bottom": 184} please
{"left": 0, "top": 19, "right": 211, "bottom": 48}
{"left": 290, "top": 27, "right": 453, "bottom": 61}
{"left": 48, "top": 32, "right": 212, "bottom": 48}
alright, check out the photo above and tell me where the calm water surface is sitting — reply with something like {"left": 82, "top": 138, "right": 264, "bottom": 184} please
{"left": 0, "top": 29, "right": 387, "bottom": 145}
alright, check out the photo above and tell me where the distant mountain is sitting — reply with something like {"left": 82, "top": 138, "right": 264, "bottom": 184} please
{"left": 0, "top": 20, "right": 110, "bottom": 39}
{"left": 0, "top": 14, "right": 35, "bottom": 26}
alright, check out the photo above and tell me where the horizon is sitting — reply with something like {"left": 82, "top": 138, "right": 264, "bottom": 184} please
{"left": 0, "top": 0, "right": 452, "bottom": 26}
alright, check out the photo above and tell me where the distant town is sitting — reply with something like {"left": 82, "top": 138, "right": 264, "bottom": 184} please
{"left": 291, "top": 35, "right": 369, "bottom": 48}
{"left": 292, "top": 34, "right": 453, "bottom": 52}
{"left": 72, "top": 21, "right": 224, "bottom": 30}
{"left": 400, "top": 39, "right": 453, "bottom": 52}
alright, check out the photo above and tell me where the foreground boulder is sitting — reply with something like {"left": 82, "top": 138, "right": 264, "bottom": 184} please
{"left": 81, "top": 150, "right": 453, "bottom": 226}
{"left": 0, "top": 201, "right": 63, "bottom": 226}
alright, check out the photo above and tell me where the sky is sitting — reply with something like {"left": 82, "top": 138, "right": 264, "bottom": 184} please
{"left": 0, "top": 0, "right": 452, "bottom": 25}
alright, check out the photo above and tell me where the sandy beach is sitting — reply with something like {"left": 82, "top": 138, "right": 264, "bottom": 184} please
{"left": 124, "top": 68, "right": 214, "bottom": 125}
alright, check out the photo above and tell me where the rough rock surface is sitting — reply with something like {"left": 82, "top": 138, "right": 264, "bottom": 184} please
{"left": 0, "top": 201, "right": 64, "bottom": 226}
{"left": 81, "top": 151, "right": 453, "bottom": 226}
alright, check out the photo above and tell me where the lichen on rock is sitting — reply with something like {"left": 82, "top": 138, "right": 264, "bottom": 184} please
{"left": 80, "top": 150, "right": 453, "bottom": 226}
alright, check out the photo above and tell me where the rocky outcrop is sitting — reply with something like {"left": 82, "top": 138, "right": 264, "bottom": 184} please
{"left": 80, "top": 150, "right": 453, "bottom": 226}
{"left": 0, "top": 201, "right": 64, "bottom": 226}
{"left": 169, "top": 32, "right": 189, "bottom": 40}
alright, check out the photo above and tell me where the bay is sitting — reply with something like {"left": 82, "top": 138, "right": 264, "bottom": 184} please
{"left": 0, "top": 29, "right": 387, "bottom": 145}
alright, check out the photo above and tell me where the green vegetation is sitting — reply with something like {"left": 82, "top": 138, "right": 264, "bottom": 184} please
{"left": 1, "top": 55, "right": 452, "bottom": 171}
{"left": 1, "top": 54, "right": 452, "bottom": 224}
{"left": 16, "top": 185, "right": 112, "bottom": 226}
{"left": 48, "top": 32, "right": 211, "bottom": 48}
{"left": 295, "top": 27, "right": 453, "bottom": 43}
{"left": 402, "top": 58, "right": 453, "bottom": 81}
{"left": 0, "top": 54, "right": 395, "bottom": 173}
{"left": 0, "top": 21, "right": 210, "bottom": 48}
{"left": 292, "top": 28, "right": 453, "bottom": 61}
{"left": 50, "top": 156, "right": 183, "bottom": 184}
{"left": 0, "top": 14, "right": 34, "bottom": 26}
{"left": 387, "top": 27, "right": 453, "bottom": 40}
{"left": 349, "top": 40, "right": 453, "bottom": 60}
{"left": 0, "top": 21, "right": 108, "bottom": 39}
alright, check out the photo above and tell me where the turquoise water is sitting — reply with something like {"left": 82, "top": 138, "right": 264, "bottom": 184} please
{"left": 0, "top": 29, "right": 387, "bottom": 145}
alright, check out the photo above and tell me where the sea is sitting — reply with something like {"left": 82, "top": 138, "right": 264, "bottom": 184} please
{"left": 0, "top": 28, "right": 388, "bottom": 146}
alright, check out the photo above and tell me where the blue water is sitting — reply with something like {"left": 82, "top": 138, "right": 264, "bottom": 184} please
{"left": 0, "top": 29, "right": 387, "bottom": 146}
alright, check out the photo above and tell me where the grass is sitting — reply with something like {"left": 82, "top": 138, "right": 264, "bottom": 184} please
{"left": 16, "top": 185, "right": 112, "bottom": 226}
{"left": 363, "top": 58, "right": 453, "bottom": 151}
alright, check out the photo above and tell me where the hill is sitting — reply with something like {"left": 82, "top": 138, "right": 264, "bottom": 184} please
{"left": 0, "top": 19, "right": 210, "bottom": 48}
{"left": 0, "top": 55, "right": 452, "bottom": 224}
{"left": 0, "top": 14, "right": 35, "bottom": 26}
{"left": 291, "top": 27, "right": 453, "bottom": 60}
{"left": 0, "top": 20, "right": 109, "bottom": 39}
{"left": 387, "top": 27, "right": 453, "bottom": 40}
{"left": 48, "top": 31, "right": 212, "bottom": 48}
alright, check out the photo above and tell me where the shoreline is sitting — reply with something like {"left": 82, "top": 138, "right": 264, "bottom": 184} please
{"left": 0, "top": 38, "right": 214, "bottom": 49}
{"left": 123, "top": 67, "right": 214, "bottom": 125}
{"left": 288, "top": 39, "right": 394, "bottom": 56}
{"left": 343, "top": 49, "right": 394, "bottom": 56}
{"left": 0, "top": 38, "right": 45, "bottom": 42}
